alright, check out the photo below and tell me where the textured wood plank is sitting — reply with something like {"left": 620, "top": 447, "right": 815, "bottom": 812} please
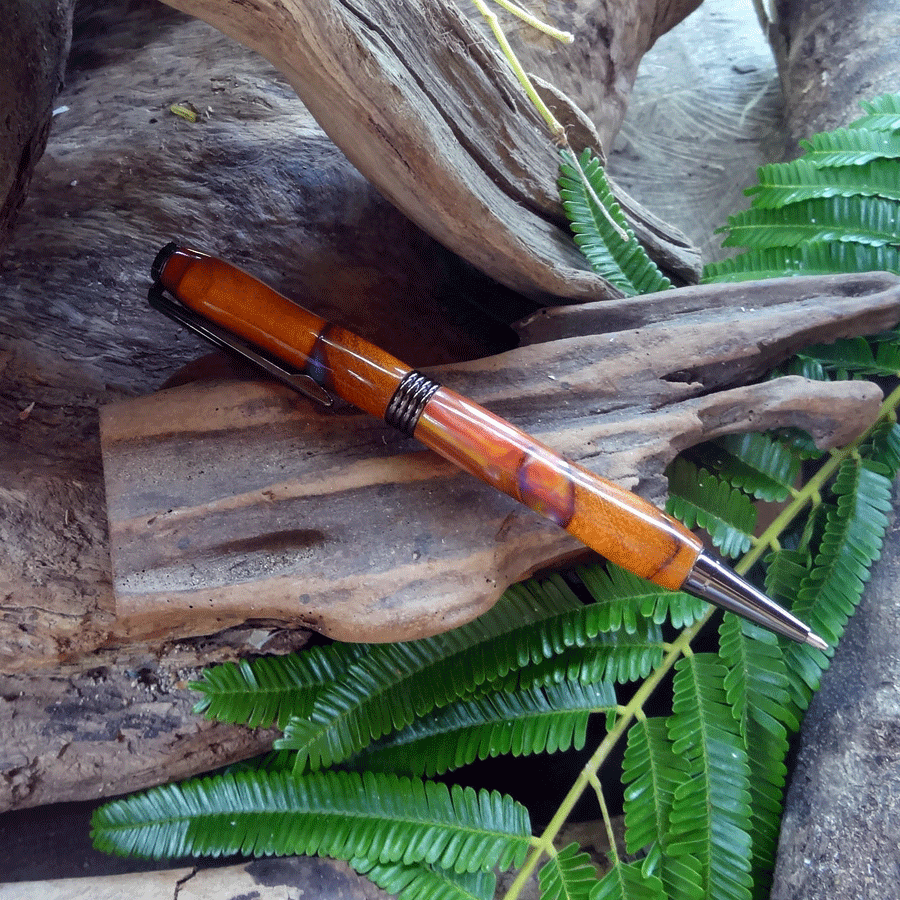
{"left": 100, "top": 272, "right": 900, "bottom": 643}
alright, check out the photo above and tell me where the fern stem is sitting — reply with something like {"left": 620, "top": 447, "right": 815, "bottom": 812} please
{"left": 738, "top": 381, "right": 900, "bottom": 574}
{"left": 469, "top": 0, "right": 564, "bottom": 140}
{"left": 488, "top": 0, "right": 574, "bottom": 44}
{"left": 593, "top": 771, "right": 621, "bottom": 861}
{"left": 501, "top": 613, "right": 713, "bottom": 900}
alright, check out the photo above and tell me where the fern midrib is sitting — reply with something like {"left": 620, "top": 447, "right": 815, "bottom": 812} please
{"left": 501, "top": 618, "right": 711, "bottom": 900}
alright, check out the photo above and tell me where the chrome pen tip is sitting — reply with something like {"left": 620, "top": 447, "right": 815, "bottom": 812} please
{"left": 683, "top": 551, "right": 822, "bottom": 646}
{"left": 805, "top": 631, "right": 829, "bottom": 652}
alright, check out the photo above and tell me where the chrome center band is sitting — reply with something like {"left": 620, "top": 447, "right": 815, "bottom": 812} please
{"left": 385, "top": 371, "right": 441, "bottom": 436}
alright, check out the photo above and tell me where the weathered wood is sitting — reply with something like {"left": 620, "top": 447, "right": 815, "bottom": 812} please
{"left": 0, "top": 0, "right": 73, "bottom": 245}
{"left": 157, "top": 0, "right": 701, "bottom": 298}
{"left": 99, "top": 272, "right": 897, "bottom": 644}
{"left": 766, "top": 0, "right": 900, "bottom": 142}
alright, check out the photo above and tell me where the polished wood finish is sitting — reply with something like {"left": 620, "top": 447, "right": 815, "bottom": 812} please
{"left": 416, "top": 387, "right": 702, "bottom": 589}
{"left": 157, "top": 247, "right": 411, "bottom": 418}
{"left": 157, "top": 246, "right": 704, "bottom": 591}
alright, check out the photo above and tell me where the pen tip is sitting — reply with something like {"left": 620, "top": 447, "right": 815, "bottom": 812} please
{"left": 806, "top": 631, "right": 829, "bottom": 651}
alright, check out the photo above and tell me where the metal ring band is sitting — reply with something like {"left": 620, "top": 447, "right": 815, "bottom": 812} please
{"left": 385, "top": 371, "right": 441, "bottom": 436}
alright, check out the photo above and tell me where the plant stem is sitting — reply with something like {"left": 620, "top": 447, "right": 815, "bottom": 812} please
{"left": 501, "top": 613, "right": 712, "bottom": 900}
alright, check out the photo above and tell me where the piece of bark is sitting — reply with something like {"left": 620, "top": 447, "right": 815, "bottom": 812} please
{"left": 157, "top": 0, "right": 701, "bottom": 299}
{"left": 99, "top": 272, "right": 898, "bottom": 645}
{"left": 767, "top": 0, "right": 900, "bottom": 142}
{"left": 0, "top": 0, "right": 73, "bottom": 247}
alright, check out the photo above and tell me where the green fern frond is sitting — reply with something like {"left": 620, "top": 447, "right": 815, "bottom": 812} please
{"left": 513, "top": 619, "right": 665, "bottom": 688}
{"left": 716, "top": 617, "right": 795, "bottom": 896}
{"left": 190, "top": 644, "right": 366, "bottom": 729}
{"left": 558, "top": 149, "right": 672, "bottom": 296}
{"left": 91, "top": 768, "right": 532, "bottom": 872}
{"left": 747, "top": 157, "right": 900, "bottom": 208}
{"left": 800, "top": 126, "right": 900, "bottom": 167}
{"left": 666, "top": 457, "right": 757, "bottom": 557}
{"left": 783, "top": 457, "right": 893, "bottom": 713}
{"left": 719, "top": 195, "right": 900, "bottom": 249}
{"left": 861, "top": 418, "right": 900, "bottom": 471}
{"left": 575, "top": 564, "right": 708, "bottom": 632}
{"left": 718, "top": 615, "right": 797, "bottom": 740}
{"left": 704, "top": 432, "right": 800, "bottom": 503}
{"left": 538, "top": 842, "right": 601, "bottom": 900}
{"left": 703, "top": 241, "right": 900, "bottom": 282}
{"left": 348, "top": 681, "right": 615, "bottom": 778}
{"left": 797, "top": 335, "right": 900, "bottom": 377}
{"left": 621, "top": 717, "right": 684, "bottom": 857}
{"left": 592, "top": 859, "right": 667, "bottom": 900}
{"left": 851, "top": 94, "right": 900, "bottom": 132}
{"left": 276, "top": 584, "right": 648, "bottom": 770}
{"left": 351, "top": 857, "right": 496, "bottom": 900}
{"left": 667, "top": 654, "right": 753, "bottom": 900}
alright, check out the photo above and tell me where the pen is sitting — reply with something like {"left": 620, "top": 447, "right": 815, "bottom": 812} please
{"left": 149, "top": 242, "right": 828, "bottom": 650}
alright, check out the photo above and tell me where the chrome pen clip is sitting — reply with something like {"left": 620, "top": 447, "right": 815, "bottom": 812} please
{"left": 148, "top": 282, "right": 334, "bottom": 407}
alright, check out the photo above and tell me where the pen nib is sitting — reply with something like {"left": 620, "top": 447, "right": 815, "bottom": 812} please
{"left": 805, "top": 631, "right": 829, "bottom": 652}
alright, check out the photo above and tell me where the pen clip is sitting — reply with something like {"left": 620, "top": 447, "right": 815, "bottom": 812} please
{"left": 148, "top": 282, "right": 334, "bottom": 408}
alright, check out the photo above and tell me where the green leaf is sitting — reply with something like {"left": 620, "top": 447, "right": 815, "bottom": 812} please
{"left": 746, "top": 157, "right": 900, "bottom": 209}
{"left": 575, "top": 564, "right": 708, "bottom": 632}
{"left": 538, "top": 842, "right": 601, "bottom": 900}
{"left": 667, "top": 655, "right": 754, "bottom": 900}
{"left": 783, "top": 458, "right": 893, "bottom": 710}
{"left": 590, "top": 860, "right": 667, "bottom": 900}
{"left": 706, "top": 432, "right": 800, "bottom": 503}
{"left": 719, "top": 195, "right": 900, "bottom": 249}
{"left": 276, "top": 578, "right": 653, "bottom": 770}
{"left": 851, "top": 93, "right": 900, "bottom": 132}
{"left": 190, "top": 644, "right": 365, "bottom": 729}
{"left": 91, "top": 769, "right": 532, "bottom": 873}
{"left": 800, "top": 126, "right": 900, "bottom": 167}
{"left": 558, "top": 149, "right": 672, "bottom": 296}
{"left": 666, "top": 457, "right": 757, "bottom": 558}
{"left": 703, "top": 241, "right": 900, "bottom": 282}
{"left": 717, "top": 616, "right": 796, "bottom": 897}
{"left": 348, "top": 681, "right": 616, "bottom": 778}
{"left": 352, "top": 858, "right": 496, "bottom": 900}
{"left": 797, "top": 335, "right": 900, "bottom": 377}
{"left": 621, "top": 718, "right": 684, "bottom": 856}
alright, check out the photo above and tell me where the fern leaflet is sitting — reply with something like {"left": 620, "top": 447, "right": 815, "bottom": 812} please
{"left": 666, "top": 457, "right": 757, "bottom": 557}
{"left": 90, "top": 768, "right": 532, "bottom": 873}
{"left": 558, "top": 149, "right": 672, "bottom": 296}
{"left": 537, "top": 842, "right": 601, "bottom": 900}
{"left": 667, "top": 654, "right": 753, "bottom": 900}
{"left": 351, "top": 858, "right": 496, "bottom": 900}
{"left": 349, "top": 681, "right": 615, "bottom": 778}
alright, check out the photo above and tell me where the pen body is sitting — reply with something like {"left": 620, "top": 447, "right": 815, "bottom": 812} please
{"left": 155, "top": 246, "right": 703, "bottom": 591}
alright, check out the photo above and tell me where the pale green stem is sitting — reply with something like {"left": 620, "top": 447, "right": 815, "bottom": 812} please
{"left": 505, "top": 379, "right": 900, "bottom": 900}
{"left": 740, "top": 378, "right": 900, "bottom": 575}
{"left": 490, "top": 0, "right": 574, "bottom": 44}
{"left": 470, "top": 0, "right": 629, "bottom": 241}
{"left": 501, "top": 614, "right": 712, "bottom": 900}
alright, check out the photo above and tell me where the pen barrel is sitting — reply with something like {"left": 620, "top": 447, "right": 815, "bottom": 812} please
{"left": 414, "top": 387, "right": 703, "bottom": 590}
{"left": 154, "top": 246, "right": 409, "bottom": 418}
{"left": 155, "top": 245, "right": 703, "bottom": 591}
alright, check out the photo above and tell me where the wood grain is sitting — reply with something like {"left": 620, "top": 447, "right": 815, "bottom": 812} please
{"left": 101, "top": 272, "right": 900, "bottom": 644}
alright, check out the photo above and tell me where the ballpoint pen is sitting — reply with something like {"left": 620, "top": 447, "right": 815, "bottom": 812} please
{"left": 149, "top": 242, "right": 828, "bottom": 650}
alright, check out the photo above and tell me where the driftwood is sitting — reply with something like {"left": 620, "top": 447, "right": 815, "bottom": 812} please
{"left": 157, "top": 0, "right": 703, "bottom": 297}
{"left": 100, "top": 273, "right": 897, "bottom": 644}
{"left": 0, "top": 0, "right": 894, "bottom": 851}
{"left": 766, "top": 0, "right": 900, "bottom": 142}
{"left": 0, "top": 0, "right": 709, "bottom": 816}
